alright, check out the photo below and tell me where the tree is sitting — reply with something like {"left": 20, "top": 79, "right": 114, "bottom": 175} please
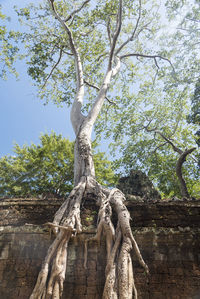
{"left": 104, "top": 79, "right": 199, "bottom": 198}
{"left": 0, "top": 132, "right": 116, "bottom": 198}
{"left": 7, "top": 0, "right": 197, "bottom": 297}
{"left": 142, "top": 127, "right": 196, "bottom": 198}
{"left": 14, "top": 0, "right": 169, "bottom": 297}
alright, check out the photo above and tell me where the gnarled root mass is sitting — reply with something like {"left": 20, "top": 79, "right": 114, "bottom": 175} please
{"left": 30, "top": 176, "right": 149, "bottom": 299}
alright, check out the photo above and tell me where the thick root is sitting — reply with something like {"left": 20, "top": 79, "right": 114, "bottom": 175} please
{"left": 30, "top": 176, "right": 148, "bottom": 299}
{"left": 95, "top": 187, "right": 149, "bottom": 298}
{"left": 30, "top": 230, "right": 70, "bottom": 299}
{"left": 29, "top": 178, "right": 86, "bottom": 299}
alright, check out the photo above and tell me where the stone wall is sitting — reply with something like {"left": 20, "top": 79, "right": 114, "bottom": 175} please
{"left": 0, "top": 197, "right": 200, "bottom": 298}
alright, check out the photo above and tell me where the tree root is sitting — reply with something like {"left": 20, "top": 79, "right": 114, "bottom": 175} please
{"left": 30, "top": 176, "right": 149, "bottom": 299}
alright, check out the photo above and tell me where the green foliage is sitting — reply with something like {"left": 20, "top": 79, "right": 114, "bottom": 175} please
{"left": 0, "top": 133, "right": 117, "bottom": 198}
{"left": 165, "top": 0, "right": 200, "bottom": 168}
{"left": 14, "top": 0, "right": 162, "bottom": 106}
{"left": 189, "top": 79, "right": 200, "bottom": 127}
{"left": 164, "top": 0, "right": 200, "bottom": 87}
{"left": 188, "top": 78, "right": 200, "bottom": 167}
{"left": 188, "top": 79, "right": 200, "bottom": 140}
{"left": 2, "top": 1, "right": 199, "bottom": 198}
{"left": 0, "top": 5, "right": 20, "bottom": 79}
{"left": 107, "top": 83, "right": 199, "bottom": 198}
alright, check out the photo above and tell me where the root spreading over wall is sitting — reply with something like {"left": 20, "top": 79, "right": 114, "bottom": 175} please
{"left": 30, "top": 176, "right": 149, "bottom": 299}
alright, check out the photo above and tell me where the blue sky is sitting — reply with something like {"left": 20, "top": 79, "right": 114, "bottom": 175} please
{"left": 0, "top": 0, "right": 75, "bottom": 157}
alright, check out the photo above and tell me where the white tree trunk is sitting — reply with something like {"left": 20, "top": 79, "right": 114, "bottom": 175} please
{"left": 74, "top": 128, "right": 95, "bottom": 186}
{"left": 30, "top": 2, "right": 149, "bottom": 298}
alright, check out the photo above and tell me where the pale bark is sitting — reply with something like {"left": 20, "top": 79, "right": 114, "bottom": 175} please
{"left": 30, "top": 1, "right": 149, "bottom": 298}
{"left": 74, "top": 130, "right": 95, "bottom": 186}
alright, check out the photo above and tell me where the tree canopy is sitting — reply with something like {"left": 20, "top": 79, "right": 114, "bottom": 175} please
{"left": 14, "top": 0, "right": 172, "bottom": 105}
{"left": 1, "top": 0, "right": 199, "bottom": 199}
{"left": 0, "top": 132, "right": 117, "bottom": 198}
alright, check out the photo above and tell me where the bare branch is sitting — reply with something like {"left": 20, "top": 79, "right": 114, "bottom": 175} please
{"left": 135, "top": 20, "right": 153, "bottom": 38}
{"left": 79, "top": 28, "right": 94, "bottom": 37}
{"left": 191, "top": 41, "right": 200, "bottom": 46}
{"left": 42, "top": 47, "right": 63, "bottom": 89}
{"left": 107, "top": 18, "right": 112, "bottom": 45}
{"left": 143, "top": 121, "right": 183, "bottom": 155}
{"left": 177, "top": 27, "right": 193, "bottom": 32}
{"left": 61, "top": 49, "right": 73, "bottom": 56}
{"left": 154, "top": 130, "right": 183, "bottom": 155}
{"left": 48, "top": 0, "right": 83, "bottom": 86}
{"left": 64, "top": 0, "right": 90, "bottom": 22}
{"left": 154, "top": 57, "right": 159, "bottom": 69}
{"left": 152, "top": 142, "right": 168, "bottom": 154}
{"left": 143, "top": 122, "right": 157, "bottom": 133}
{"left": 95, "top": 52, "right": 108, "bottom": 64}
{"left": 48, "top": 0, "right": 85, "bottom": 133}
{"left": 120, "top": 53, "right": 175, "bottom": 72}
{"left": 185, "top": 17, "right": 200, "bottom": 23}
{"left": 108, "top": 0, "right": 123, "bottom": 70}
{"left": 129, "top": 0, "right": 142, "bottom": 38}
{"left": 84, "top": 80, "right": 117, "bottom": 106}
{"left": 115, "top": 0, "right": 142, "bottom": 55}
{"left": 170, "top": 119, "right": 180, "bottom": 137}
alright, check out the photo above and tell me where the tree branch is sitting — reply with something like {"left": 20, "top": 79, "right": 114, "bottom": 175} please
{"left": 120, "top": 53, "right": 175, "bottom": 72}
{"left": 107, "top": 18, "right": 112, "bottom": 45}
{"left": 143, "top": 122, "right": 183, "bottom": 155}
{"left": 156, "top": 131, "right": 183, "bottom": 155}
{"left": 152, "top": 142, "right": 168, "bottom": 154}
{"left": 48, "top": 0, "right": 84, "bottom": 89}
{"left": 115, "top": 0, "right": 141, "bottom": 55}
{"left": 108, "top": 0, "right": 122, "bottom": 70}
{"left": 42, "top": 47, "right": 63, "bottom": 89}
{"left": 185, "top": 17, "right": 200, "bottom": 23}
{"left": 48, "top": 0, "right": 85, "bottom": 134}
{"left": 84, "top": 80, "right": 117, "bottom": 106}
{"left": 64, "top": 0, "right": 90, "bottom": 22}
{"left": 144, "top": 122, "right": 197, "bottom": 197}
{"left": 82, "top": 0, "right": 123, "bottom": 135}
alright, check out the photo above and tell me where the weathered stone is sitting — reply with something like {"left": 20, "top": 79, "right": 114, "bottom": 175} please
{"left": 0, "top": 197, "right": 200, "bottom": 298}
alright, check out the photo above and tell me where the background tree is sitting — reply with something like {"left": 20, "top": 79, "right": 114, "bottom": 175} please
{"left": 0, "top": 132, "right": 117, "bottom": 198}
{"left": 188, "top": 78, "right": 200, "bottom": 167}
{"left": 108, "top": 84, "right": 199, "bottom": 198}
